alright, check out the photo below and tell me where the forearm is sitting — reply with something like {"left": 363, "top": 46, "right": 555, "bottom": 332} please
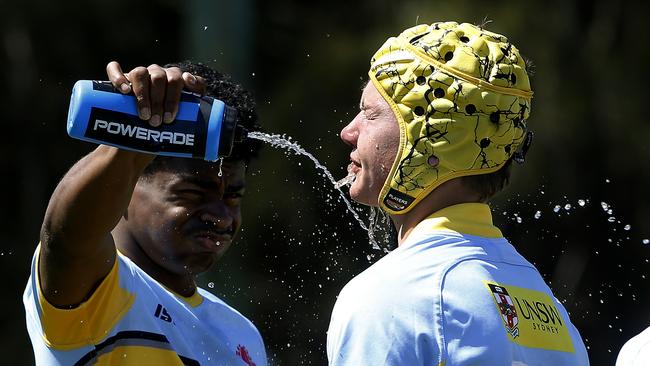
{"left": 41, "top": 145, "right": 154, "bottom": 256}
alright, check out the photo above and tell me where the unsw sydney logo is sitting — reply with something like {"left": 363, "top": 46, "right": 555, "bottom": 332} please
{"left": 484, "top": 282, "right": 576, "bottom": 353}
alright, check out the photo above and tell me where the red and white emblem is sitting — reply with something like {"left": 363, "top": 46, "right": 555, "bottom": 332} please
{"left": 236, "top": 344, "right": 257, "bottom": 366}
{"left": 488, "top": 283, "right": 519, "bottom": 338}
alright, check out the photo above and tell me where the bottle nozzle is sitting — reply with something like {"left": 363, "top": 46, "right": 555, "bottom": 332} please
{"left": 234, "top": 125, "right": 248, "bottom": 143}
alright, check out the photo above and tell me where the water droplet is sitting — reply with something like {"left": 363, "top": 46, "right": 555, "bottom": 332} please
{"left": 553, "top": 205, "right": 561, "bottom": 213}
{"left": 643, "top": 239, "right": 649, "bottom": 245}
{"left": 624, "top": 225, "right": 631, "bottom": 231}
{"left": 534, "top": 210, "right": 542, "bottom": 219}
{"left": 208, "top": 282, "right": 215, "bottom": 288}
{"left": 578, "top": 199, "right": 586, "bottom": 207}
{"left": 607, "top": 217, "right": 616, "bottom": 223}
{"left": 564, "top": 204, "right": 572, "bottom": 210}
{"left": 516, "top": 216, "right": 523, "bottom": 224}
{"left": 605, "top": 178, "right": 611, "bottom": 183}
{"left": 203, "top": 26, "right": 208, "bottom": 31}
{"left": 601, "top": 202, "right": 609, "bottom": 211}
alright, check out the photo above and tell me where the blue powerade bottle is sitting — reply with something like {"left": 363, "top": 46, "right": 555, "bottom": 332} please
{"left": 66, "top": 80, "right": 246, "bottom": 161}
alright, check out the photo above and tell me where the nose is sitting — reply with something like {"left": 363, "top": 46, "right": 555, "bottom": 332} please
{"left": 340, "top": 114, "right": 360, "bottom": 147}
{"left": 199, "top": 200, "right": 233, "bottom": 230}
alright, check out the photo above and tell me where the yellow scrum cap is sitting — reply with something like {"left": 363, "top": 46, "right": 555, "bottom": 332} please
{"left": 369, "top": 21, "right": 533, "bottom": 214}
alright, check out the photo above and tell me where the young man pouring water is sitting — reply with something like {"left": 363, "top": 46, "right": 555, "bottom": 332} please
{"left": 326, "top": 22, "right": 589, "bottom": 365}
{"left": 23, "top": 61, "right": 267, "bottom": 365}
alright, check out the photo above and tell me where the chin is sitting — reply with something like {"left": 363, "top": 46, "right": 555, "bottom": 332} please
{"left": 349, "top": 182, "right": 380, "bottom": 207}
{"left": 187, "top": 251, "right": 224, "bottom": 275}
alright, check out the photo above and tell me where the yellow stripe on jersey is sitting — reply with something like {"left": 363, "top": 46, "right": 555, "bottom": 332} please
{"left": 416, "top": 203, "right": 504, "bottom": 238}
{"left": 76, "top": 331, "right": 201, "bottom": 365}
{"left": 164, "top": 286, "right": 204, "bottom": 308}
{"left": 94, "top": 346, "right": 184, "bottom": 366}
{"left": 36, "top": 250, "right": 135, "bottom": 350}
{"left": 94, "top": 346, "right": 185, "bottom": 365}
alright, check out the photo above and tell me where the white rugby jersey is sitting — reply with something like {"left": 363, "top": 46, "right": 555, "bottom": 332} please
{"left": 327, "top": 203, "right": 589, "bottom": 366}
{"left": 617, "top": 327, "right": 650, "bottom": 365}
{"left": 24, "top": 247, "right": 266, "bottom": 366}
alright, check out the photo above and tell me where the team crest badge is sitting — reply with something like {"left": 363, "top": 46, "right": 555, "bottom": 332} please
{"left": 487, "top": 283, "right": 520, "bottom": 338}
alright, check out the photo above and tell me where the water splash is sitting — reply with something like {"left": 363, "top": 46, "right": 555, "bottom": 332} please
{"left": 368, "top": 206, "right": 393, "bottom": 252}
{"left": 334, "top": 170, "right": 356, "bottom": 189}
{"left": 248, "top": 131, "right": 379, "bottom": 249}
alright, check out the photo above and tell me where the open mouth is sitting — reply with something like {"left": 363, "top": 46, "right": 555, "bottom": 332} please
{"left": 335, "top": 162, "right": 358, "bottom": 188}
{"left": 192, "top": 230, "right": 232, "bottom": 251}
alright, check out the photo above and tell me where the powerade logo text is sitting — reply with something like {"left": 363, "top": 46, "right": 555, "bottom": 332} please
{"left": 84, "top": 107, "right": 206, "bottom": 157}
{"left": 93, "top": 119, "right": 194, "bottom": 146}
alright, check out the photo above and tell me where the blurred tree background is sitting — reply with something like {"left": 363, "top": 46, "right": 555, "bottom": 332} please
{"left": 1, "top": 0, "right": 648, "bottom": 364}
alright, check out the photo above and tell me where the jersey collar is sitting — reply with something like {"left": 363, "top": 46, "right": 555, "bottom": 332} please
{"left": 409, "top": 203, "right": 503, "bottom": 239}
{"left": 171, "top": 288, "right": 204, "bottom": 308}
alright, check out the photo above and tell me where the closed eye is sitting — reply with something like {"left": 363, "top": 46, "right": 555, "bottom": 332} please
{"left": 363, "top": 110, "right": 378, "bottom": 120}
{"left": 179, "top": 189, "right": 204, "bottom": 197}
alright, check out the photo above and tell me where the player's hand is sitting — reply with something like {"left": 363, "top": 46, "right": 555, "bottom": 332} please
{"left": 105, "top": 61, "right": 207, "bottom": 127}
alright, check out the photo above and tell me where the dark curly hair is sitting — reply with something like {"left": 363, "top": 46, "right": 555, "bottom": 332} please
{"left": 142, "top": 61, "right": 262, "bottom": 177}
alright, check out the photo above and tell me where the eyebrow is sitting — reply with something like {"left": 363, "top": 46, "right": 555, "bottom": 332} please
{"left": 359, "top": 80, "right": 370, "bottom": 110}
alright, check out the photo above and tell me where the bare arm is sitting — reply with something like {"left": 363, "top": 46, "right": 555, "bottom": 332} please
{"left": 38, "top": 62, "right": 206, "bottom": 308}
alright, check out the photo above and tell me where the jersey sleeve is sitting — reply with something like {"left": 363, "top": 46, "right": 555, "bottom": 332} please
{"left": 23, "top": 245, "right": 135, "bottom": 350}
{"left": 440, "top": 258, "right": 588, "bottom": 365}
{"left": 617, "top": 327, "right": 650, "bottom": 366}
{"left": 440, "top": 259, "right": 513, "bottom": 365}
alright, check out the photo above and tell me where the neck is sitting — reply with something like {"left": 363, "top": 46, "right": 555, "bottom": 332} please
{"left": 389, "top": 178, "right": 483, "bottom": 245}
{"left": 112, "top": 222, "right": 197, "bottom": 297}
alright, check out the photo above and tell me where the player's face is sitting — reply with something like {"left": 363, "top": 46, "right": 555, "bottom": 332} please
{"left": 128, "top": 158, "right": 245, "bottom": 276}
{"left": 340, "top": 82, "right": 400, "bottom": 206}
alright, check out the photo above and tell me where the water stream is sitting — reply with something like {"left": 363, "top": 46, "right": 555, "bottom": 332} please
{"left": 247, "top": 132, "right": 650, "bottom": 252}
{"left": 248, "top": 131, "right": 383, "bottom": 249}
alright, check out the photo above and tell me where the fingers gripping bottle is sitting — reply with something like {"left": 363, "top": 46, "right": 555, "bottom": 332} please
{"left": 66, "top": 80, "right": 247, "bottom": 161}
